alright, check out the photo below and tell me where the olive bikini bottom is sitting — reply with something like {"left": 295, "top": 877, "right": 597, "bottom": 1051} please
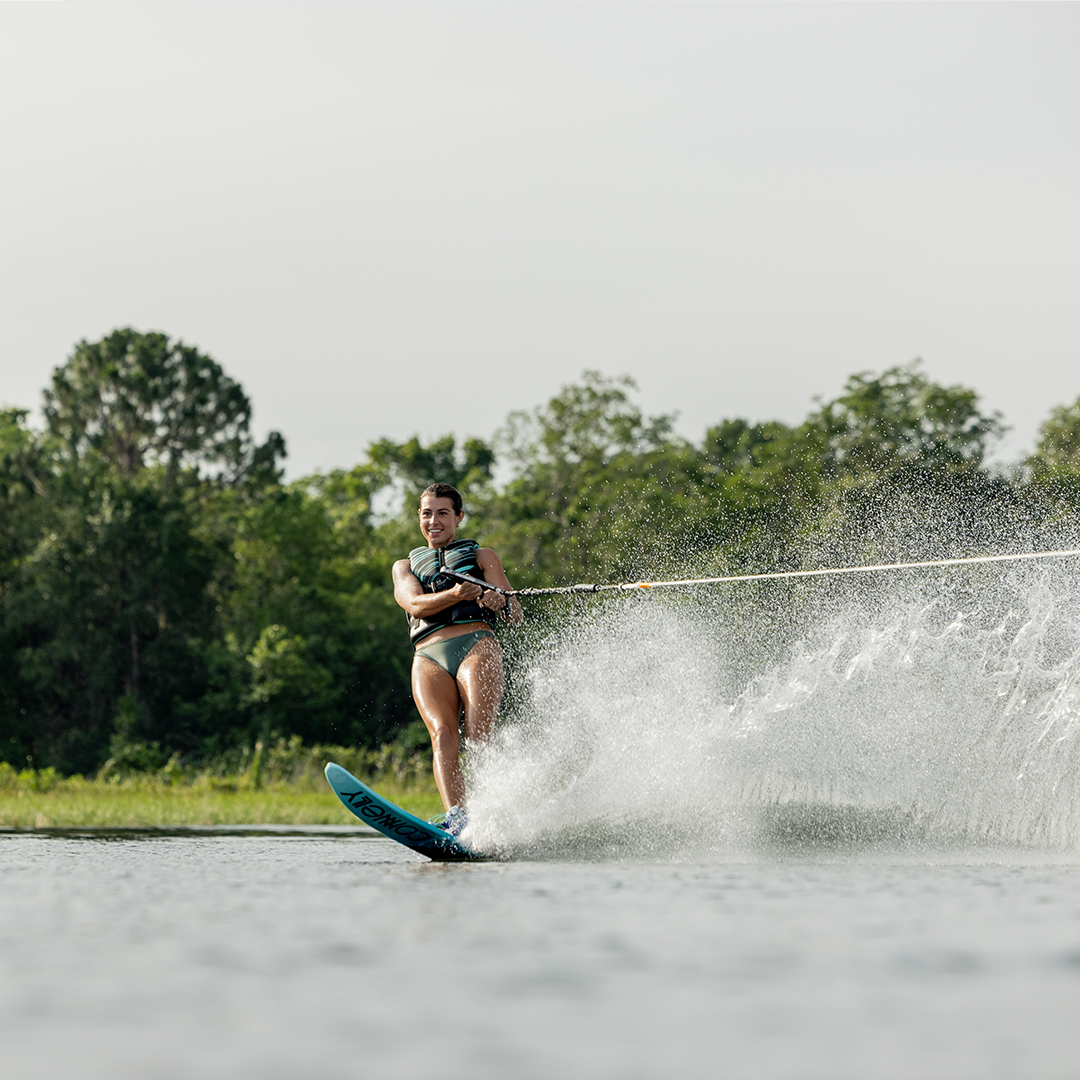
{"left": 414, "top": 630, "right": 495, "bottom": 679}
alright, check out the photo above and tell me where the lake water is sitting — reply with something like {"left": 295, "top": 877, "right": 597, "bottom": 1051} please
{"left": 2, "top": 830, "right": 1080, "bottom": 1079}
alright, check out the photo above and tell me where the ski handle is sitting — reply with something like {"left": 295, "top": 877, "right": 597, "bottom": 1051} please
{"left": 439, "top": 566, "right": 512, "bottom": 597}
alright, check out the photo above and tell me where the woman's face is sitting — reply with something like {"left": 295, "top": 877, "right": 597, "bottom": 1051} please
{"left": 418, "top": 495, "right": 463, "bottom": 548}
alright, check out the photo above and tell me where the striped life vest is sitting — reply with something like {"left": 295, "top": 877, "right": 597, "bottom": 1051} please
{"left": 406, "top": 539, "right": 494, "bottom": 644}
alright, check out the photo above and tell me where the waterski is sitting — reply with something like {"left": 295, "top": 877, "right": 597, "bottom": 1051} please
{"left": 324, "top": 762, "right": 485, "bottom": 862}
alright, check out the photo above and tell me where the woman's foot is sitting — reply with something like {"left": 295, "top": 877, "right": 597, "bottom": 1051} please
{"left": 429, "top": 805, "right": 469, "bottom": 837}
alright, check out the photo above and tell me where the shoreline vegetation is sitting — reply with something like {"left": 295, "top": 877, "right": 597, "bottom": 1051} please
{"left": 0, "top": 737, "right": 442, "bottom": 828}
{"left": 5, "top": 329, "right": 1080, "bottom": 785}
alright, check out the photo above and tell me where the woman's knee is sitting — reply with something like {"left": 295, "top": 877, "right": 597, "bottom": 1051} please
{"left": 429, "top": 721, "right": 460, "bottom": 758}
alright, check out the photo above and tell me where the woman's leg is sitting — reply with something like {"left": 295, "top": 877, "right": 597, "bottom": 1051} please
{"left": 456, "top": 636, "right": 504, "bottom": 745}
{"left": 411, "top": 656, "right": 466, "bottom": 810}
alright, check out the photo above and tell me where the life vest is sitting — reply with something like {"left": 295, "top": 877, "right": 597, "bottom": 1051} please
{"left": 406, "top": 539, "right": 494, "bottom": 644}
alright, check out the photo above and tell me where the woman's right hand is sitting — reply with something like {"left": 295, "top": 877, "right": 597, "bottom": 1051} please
{"left": 453, "top": 581, "right": 484, "bottom": 602}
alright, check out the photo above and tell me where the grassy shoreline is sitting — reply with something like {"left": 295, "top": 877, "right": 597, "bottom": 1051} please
{"left": 0, "top": 741, "right": 443, "bottom": 828}
{"left": 0, "top": 780, "right": 442, "bottom": 829}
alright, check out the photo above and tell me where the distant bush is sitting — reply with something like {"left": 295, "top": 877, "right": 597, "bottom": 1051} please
{"left": 1, "top": 738, "right": 430, "bottom": 794}
{"left": 0, "top": 762, "right": 63, "bottom": 793}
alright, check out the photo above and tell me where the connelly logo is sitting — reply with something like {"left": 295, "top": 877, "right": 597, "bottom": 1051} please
{"left": 341, "top": 790, "right": 436, "bottom": 844}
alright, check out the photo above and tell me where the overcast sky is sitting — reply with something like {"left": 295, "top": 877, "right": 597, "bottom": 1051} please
{"left": 2, "top": 2, "right": 1078, "bottom": 476}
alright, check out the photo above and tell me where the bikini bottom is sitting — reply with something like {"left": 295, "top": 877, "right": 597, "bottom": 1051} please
{"left": 414, "top": 630, "right": 495, "bottom": 679}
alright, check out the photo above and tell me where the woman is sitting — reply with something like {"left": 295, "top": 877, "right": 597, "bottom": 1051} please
{"left": 392, "top": 483, "right": 522, "bottom": 835}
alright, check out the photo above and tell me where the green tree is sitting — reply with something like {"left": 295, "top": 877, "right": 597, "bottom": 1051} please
{"left": 1028, "top": 394, "right": 1080, "bottom": 499}
{"left": 205, "top": 472, "right": 416, "bottom": 753}
{"left": 0, "top": 409, "right": 48, "bottom": 578}
{"left": 796, "top": 363, "right": 1016, "bottom": 564}
{"left": 701, "top": 419, "right": 799, "bottom": 474}
{"left": 6, "top": 473, "right": 219, "bottom": 771}
{"left": 803, "top": 361, "right": 1004, "bottom": 478}
{"left": 479, "top": 372, "right": 704, "bottom": 584}
{"left": 44, "top": 327, "right": 284, "bottom": 487}
{"left": 366, "top": 434, "right": 495, "bottom": 516}
{"left": 0, "top": 409, "right": 51, "bottom": 764}
{"left": 698, "top": 418, "right": 822, "bottom": 573}
{"left": 2, "top": 329, "right": 286, "bottom": 771}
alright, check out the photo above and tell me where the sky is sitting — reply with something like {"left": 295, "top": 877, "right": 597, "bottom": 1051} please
{"left": 1, "top": 2, "right": 1078, "bottom": 477}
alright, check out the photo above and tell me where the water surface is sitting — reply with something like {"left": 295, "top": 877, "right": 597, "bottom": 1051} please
{"left": 2, "top": 832, "right": 1079, "bottom": 1079}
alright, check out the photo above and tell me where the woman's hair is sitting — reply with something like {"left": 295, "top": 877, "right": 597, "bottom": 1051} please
{"left": 419, "top": 483, "right": 463, "bottom": 514}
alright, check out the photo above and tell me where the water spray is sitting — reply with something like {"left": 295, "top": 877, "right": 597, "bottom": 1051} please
{"left": 457, "top": 542, "right": 1080, "bottom": 854}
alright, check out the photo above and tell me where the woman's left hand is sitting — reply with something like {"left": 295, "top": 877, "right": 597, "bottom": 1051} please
{"left": 479, "top": 589, "right": 507, "bottom": 612}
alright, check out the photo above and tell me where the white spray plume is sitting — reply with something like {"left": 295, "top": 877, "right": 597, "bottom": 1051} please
{"left": 467, "top": 561, "right": 1080, "bottom": 858}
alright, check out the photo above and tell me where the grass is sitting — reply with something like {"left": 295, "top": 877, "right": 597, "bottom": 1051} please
{"left": 0, "top": 738, "right": 444, "bottom": 828}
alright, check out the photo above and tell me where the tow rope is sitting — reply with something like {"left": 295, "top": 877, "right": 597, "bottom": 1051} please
{"left": 441, "top": 547, "right": 1080, "bottom": 598}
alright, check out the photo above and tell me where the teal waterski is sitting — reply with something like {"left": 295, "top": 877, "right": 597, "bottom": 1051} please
{"left": 324, "top": 762, "right": 486, "bottom": 862}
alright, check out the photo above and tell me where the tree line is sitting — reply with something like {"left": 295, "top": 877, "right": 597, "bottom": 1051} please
{"left": 3, "top": 328, "right": 1080, "bottom": 775}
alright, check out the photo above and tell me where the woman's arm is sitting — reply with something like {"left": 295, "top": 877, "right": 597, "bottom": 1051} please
{"left": 392, "top": 559, "right": 485, "bottom": 619}
{"left": 475, "top": 549, "right": 524, "bottom": 627}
